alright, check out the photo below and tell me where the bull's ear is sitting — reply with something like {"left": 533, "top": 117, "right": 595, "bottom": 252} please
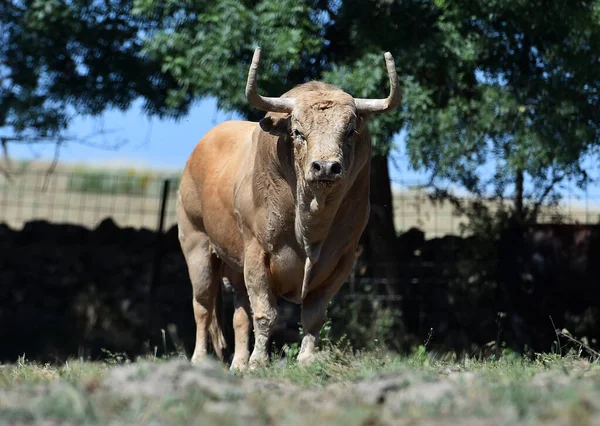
{"left": 259, "top": 116, "right": 290, "bottom": 136}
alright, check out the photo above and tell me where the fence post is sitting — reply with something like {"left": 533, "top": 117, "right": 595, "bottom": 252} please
{"left": 150, "top": 179, "right": 171, "bottom": 353}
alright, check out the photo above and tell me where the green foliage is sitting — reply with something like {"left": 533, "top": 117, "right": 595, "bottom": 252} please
{"left": 411, "top": 344, "right": 429, "bottom": 367}
{"left": 99, "top": 348, "right": 131, "bottom": 366}
{"left": 403, "top": 0, "right": 600, "bottom": 216}
{"left": 1, "top": 0, "right": 190, "bottom": 139}
{"left": 67, "top": 170, "right": 147, "bottom": 195}
{"left": 327, "top": 296, "right": 404, "bottom": 353}
{"left": 134, "top": 0, "right": 326, "bottom": 120}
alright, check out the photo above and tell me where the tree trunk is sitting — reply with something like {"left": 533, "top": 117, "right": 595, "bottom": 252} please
{"left": 359, "top": 154, "right": 399, "bottom": 286}
{"left": 370, "top": 154, "right": 396, "bottom": 236}
{"left": 514, "top": 169, "right": 524, "bottom": 224}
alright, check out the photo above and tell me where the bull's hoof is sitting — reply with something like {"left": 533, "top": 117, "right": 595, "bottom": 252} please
{"left": 297, "top": 350, "right": 318, "bottom": 365}
{"left": 248, "top": 352, "right": 269, "bottom": 370}
{"left": 190, "top": 351, "right": 208, "bottom": 364}
{"left": 230, "top": 357, "right": 249, "bottom": 373}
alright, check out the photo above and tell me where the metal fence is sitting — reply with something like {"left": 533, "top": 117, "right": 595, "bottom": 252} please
{"left": 0, "top": 168, "right": 180, "bottom": 232}
{"left": 2, "top": 168, "right": 600, "bottom": 236}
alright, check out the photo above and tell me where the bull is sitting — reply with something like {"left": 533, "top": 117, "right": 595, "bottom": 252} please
{"left": 177, "top": 47, "right": 402, "bottom": 371}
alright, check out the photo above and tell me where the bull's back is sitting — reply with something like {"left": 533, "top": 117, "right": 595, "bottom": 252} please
{"left": 178, "top": 121, "right": 257, "bottom": 271}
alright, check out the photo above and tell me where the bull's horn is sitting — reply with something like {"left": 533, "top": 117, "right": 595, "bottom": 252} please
{"left": 245, "top": 47, "right": 296, "bottom": 113}
{"left": 354, "top": 52, "right": 402, "bottom": 114}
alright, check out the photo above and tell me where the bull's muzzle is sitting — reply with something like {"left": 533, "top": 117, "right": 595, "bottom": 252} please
{"left": 309, "top": 160, "right": 343, "bottom": 182}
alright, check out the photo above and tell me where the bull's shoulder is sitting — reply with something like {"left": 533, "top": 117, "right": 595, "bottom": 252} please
{"left": 185, "top": 120, "right": 257, "bottom": 176}
{"left": 197, "top": 120, "right": 258, "bottom": 148}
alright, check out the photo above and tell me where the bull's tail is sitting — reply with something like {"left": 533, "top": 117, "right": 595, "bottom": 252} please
{"left": 208, "top": 280, "right": 227, "bottom": 361}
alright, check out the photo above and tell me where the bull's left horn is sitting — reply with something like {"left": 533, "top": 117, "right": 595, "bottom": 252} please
{"left": 245, "top": 47, "right": 296, "bottom": 113}
{"left": 354, "top": 52, "right": 402, "bottom": 114}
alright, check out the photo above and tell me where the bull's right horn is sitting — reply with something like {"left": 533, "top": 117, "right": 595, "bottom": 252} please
{"left": 354, "top": 51, "right": 402, "bottom": 114}
{"left": 245, "top": 47, "right": 296, "bottom": 113}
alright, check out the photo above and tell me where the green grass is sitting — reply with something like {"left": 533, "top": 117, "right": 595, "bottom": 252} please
{"left": 0, "top": 355, "right": 107, "bottom": 388}
{"left": 1, "top": 347, "right": 599, "bottom": 425}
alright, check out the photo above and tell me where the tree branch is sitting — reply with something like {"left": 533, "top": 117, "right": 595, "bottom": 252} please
{"left": 529, "top": 171, "right": 565, "bottom": 222}
{"left": 0, "top": 128, "right": 128, "bottom": 183}
{"left": 0, "top": 138, "right": 14, "bottom": 183}
{"left": 41, "top": 140, "right": 62, "bottom": 193}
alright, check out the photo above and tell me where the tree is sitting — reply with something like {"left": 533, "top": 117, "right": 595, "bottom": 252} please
{"left": 402, "top": 0, "right": 600, "bottom": 223}
{"left": 0, "top": 0, "right": 191, "bottom": 177}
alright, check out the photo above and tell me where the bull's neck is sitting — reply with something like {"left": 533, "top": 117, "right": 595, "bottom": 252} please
{"left": 294, "top": 184, "right": 343, "bottom": 262}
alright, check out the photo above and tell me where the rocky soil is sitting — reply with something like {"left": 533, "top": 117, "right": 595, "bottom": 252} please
{"left": 1, "top": 355, "right": 600, "bottom": 426}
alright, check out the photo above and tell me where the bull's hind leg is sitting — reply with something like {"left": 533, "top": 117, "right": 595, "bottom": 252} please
{"left": 232, "top": 289, "right": 252, "bottom": 371}
{"left": 298, "top": 250, "right": 356, "bottom": 364}
{"left": 224, "top": 268, "right": 252, "bottom": 372}
{"left": 177, "top": 199, "right": 224, "bottom": 363}
{"left": 183, "top": 237, "right": 223, "bottom": 363}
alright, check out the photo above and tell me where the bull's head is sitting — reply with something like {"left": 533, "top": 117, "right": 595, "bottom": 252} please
{"left": 245, "top": 47, "right": 401, "bottom": 190}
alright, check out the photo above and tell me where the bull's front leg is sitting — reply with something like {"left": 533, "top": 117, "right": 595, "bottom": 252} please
{"left": 244, "top": 239, "right": 278, "bottom": 368}
{"left": 298, "top": 250, "right": 355, "bottom": 365}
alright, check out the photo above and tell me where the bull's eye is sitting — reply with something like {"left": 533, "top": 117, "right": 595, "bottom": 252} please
{"left": 293, "top": 129, "right": 305, "bottom": 141}
{"left": 346, "top": 128, "right": 357, "bottom": 141}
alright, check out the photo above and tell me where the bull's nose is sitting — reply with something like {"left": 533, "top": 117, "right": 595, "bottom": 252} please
{"left": 311, "top": 161, "right": 342, "bottom": 180}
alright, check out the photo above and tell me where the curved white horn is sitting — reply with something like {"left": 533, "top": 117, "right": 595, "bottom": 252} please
{"left": 245, "top": 47, "right": 295, "bottom": 113}
{"left": 354, "top": 52, "right": 402, "bottom": 114}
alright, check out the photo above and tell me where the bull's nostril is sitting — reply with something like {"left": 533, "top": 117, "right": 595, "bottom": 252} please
{"left": 310, "top": 161, "right": 342, "bottom": 180}
{"left": 330, "top": 162, "right": 342, "bottom": 175}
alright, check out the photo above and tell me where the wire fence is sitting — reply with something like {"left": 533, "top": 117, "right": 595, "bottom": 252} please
{"left": 391, "top": 182, "right": 600, "bottom": 237}
{"left": 2, "top": 168, "right": 600, "bottom": 236}
{"left": 0, "top": 168, "right": 180, "bottom": 232}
